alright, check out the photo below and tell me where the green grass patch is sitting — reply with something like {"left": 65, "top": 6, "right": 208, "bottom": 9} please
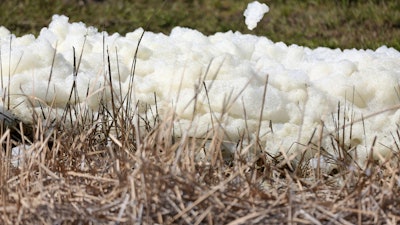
{"left": 0, "top": 0, "right": 399, "bottom": 50}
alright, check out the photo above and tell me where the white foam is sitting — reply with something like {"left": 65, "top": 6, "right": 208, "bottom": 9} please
{"left": 1, "top": 15, "right": 400, "bottom": 166}
{"left": 243, "top": 1, "right": 269, "bottom": 30}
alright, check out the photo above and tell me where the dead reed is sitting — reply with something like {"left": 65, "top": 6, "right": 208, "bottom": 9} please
{"left": 1, "top": 100, "right": 400, "bottom": 224}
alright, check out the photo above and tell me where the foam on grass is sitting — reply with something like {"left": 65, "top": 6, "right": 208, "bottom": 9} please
{"left": 1, "top": 15, "right": 400, "bottom": 166}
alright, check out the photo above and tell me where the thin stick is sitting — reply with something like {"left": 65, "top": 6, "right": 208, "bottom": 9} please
{"left": 255, "top": 75, "right": 269, "bottom": 153}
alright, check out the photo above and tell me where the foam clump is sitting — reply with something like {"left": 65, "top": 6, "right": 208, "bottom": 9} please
{"left": 243, "top": 1, "right": 269, "bottom": 30}
{"left": 1, "top": 15, "right": 400, "bottom": 166}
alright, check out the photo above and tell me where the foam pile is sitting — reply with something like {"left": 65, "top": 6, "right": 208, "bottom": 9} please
{"left": 1, "top": 15, "right": 400, "bottom": 166}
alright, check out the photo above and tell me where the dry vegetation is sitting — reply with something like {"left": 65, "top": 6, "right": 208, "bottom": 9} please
{"left": 1, "top": 106, "right": 400, "bottom": 224}
{"left": 5, "top": 112, "right": 400, "bottom": 225}
{"left": 0, "top": 51, "right": 400, "bottom": 224}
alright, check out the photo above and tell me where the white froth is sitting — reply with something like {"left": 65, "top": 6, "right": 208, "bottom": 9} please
{"left": 243, "top": 1, "right": 269, "bottom": 30}
{"left": 1, "top": 15, "right": 400, "bottom": 167}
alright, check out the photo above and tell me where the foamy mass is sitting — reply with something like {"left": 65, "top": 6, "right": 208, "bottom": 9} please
{"left": 1, "top": 15, "right": 400, "bottom": 166}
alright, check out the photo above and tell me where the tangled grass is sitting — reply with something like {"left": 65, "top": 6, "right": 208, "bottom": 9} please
{"left": 1, "top": 70, "right": 400, "bottom": 225}
{"left": 0, "top": 22, "right": 400, "bottom": 224}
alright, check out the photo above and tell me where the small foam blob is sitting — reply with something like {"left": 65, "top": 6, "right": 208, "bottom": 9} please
{"left": 243, "top": 1, "right": 270, "bottom": 30}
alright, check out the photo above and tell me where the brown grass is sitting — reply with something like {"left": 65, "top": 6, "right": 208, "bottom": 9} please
{"left": 1, "top": 80, "right": 400, "bottom": 224}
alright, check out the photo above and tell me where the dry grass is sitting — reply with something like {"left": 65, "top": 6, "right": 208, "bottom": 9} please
{"left": 1, "top": 118, "right": 400, "bottom": 224}
{"left": 1, "top": 73, "right": 400, "bottom": 224}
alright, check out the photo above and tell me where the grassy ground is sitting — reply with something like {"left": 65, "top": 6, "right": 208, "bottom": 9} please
{"left": 0, "top": 0, "right": 399, "bottom": 50}
{"left": 1, "top": 0, "right": 400, "bottom": 224}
